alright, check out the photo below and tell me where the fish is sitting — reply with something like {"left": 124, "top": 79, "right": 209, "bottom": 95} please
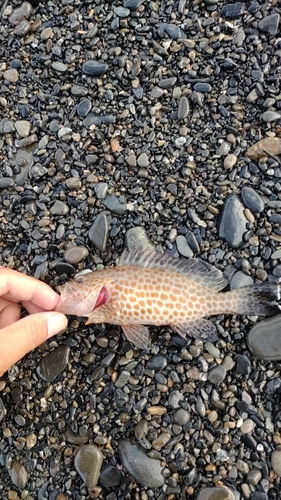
{"left": 55, "top": 249, "right": 281, "bottom": 349}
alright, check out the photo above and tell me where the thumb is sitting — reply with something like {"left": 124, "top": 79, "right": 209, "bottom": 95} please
{"left": 0, "top": 312, "right": 68, "bottom": 376}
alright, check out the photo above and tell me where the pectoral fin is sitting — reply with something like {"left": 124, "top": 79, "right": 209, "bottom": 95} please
{"left": 121, "top": 324, "right": 150, "bottom": 349}
{"left": 170, "top": 319, "right": 218, "bottom": 342}
{"left": 86, "top": 302, "right": 118, "bottom": 324}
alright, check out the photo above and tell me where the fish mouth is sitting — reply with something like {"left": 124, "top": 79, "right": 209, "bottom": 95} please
{"left": 93, "top": 285, "right": 109, "bottom": 310}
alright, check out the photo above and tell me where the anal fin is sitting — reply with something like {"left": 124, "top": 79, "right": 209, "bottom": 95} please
{"left": 122, "top": 324, "right": 150, "bottom": 350}
{"left": 170, "top": 319, "right": 218, "bottom": 342}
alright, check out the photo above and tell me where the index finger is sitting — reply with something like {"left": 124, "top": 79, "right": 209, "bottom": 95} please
{"left": 0, "top": 267, "right": 60, "bottom": 311}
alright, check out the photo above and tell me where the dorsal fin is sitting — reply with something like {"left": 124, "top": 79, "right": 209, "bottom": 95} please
{"left": 118, "top": 249, "right": 228, "bottom": 292}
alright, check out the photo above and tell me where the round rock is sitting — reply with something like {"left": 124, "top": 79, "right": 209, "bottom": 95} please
{"left": 241, "top": 186, "right": 264, "bottom": 212}
{"left": 118, "top": 439, "right": 164, "bottom": 488}
{"left": 271, "top": 449, "right": 281, "bottom": 477}
{"left": 247, "top": 315, "right": 281, "bottom": 360}
{"left": 64, "top": 246, "right": 89, "bottom": 264}
{"left": 74, "top": 444, "right": 103, "bottom": 488}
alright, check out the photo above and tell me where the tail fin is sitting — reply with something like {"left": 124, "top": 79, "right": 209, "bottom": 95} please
{"left": 230, "top": 283, "right": 281, "bottom": 317}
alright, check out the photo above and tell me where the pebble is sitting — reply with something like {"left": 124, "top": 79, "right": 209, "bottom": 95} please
{"left": 177, "top": 96, "right": 189, "bottom": 119}
{"left": 8, "top": 461, "right": 28, "bottom": 489}
{"left": 99, "top": 465, "right": 124, "bottom": 487}
{"left": 3, "top": 69, "right": 18, "bottom": 83}
{"left": 197, "top": 486, "right": 236, "bottom": 500}
{"left": 241, "top": 186, "right": 264, "bottom": 212}
{"left": 224, "top": 153, "right": 237, "bottom": 170}
{"left": 94, "top": 182, "right": 108, "bottom": 199}
{"left": 245, "top": 137, "right": 281, "bottom": 159}
{"left": 88, "top": 213, "right": 109, "bottom": 251}
{"left": 258, "top": 13, "right": 280, "bottom": 36}
{"left": 37, "top": 346, "right": 70, "bottom": 382}
{"left": 14, "top": 121, "right": 31, "bottom": 138}
{"left": 64, "top": 246, "right": 89, "bottom": 264}
{"left": 230, "top": 271, "right": 253, "bottom": 290}
{"left": 221, "top": 3, "right": 245, "bottom": 18}
{"left": 261, "top": 111, "right": 281, "bottom": 123}
{"left": 247, "top": 316, "right": 281, "bottom": 360}
{"left": 8, "top": 2, "right": 32, "bottom": 24}
{"left": 176, "top": 235, "right": 193, "bottom": 257}
{"left": 137, "top": 152, "right": 149, "bottom": 167}
{"left": 0, "top": 178, "right": 15, "bottom": 189}
{"left": 271, "top": 449, "right": 281, "bottom": 477}
{"left": 218, "top": 194, "right": 248, "bottom": 248}
{"left": 0, "top": 397, "right": 6, "bottom": 421}
{"left": 125, "top": 226, "right": 154, "bottom": 251}
{"left": 146, "top": 354, "right": 167, "bottom": 370}
{"left": 77, "top": 99, "right": 92, "bottom": 118}
{"left": 82, "top": 60, "right": 109, "bottom": 76}
{"left": 118, "top": 439, "right": 164, "bottom": 488}
{"left": 50, "top": 201, "right": 69, "bottom": 216}
{"left": 74, "top": 445, "right": 103, "bottom": 488}
{"left": 104, "top": 194, "right": 128, "bottom": 214}
{"left": 208, "top": 365, "right": 227, "bottom": 384}
{"left": 236, "top": 355, "right": 251, "bottom": 376}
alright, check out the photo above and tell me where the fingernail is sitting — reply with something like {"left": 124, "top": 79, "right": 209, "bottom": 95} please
{"left": 47, "top": 313, "right": 68, "bottom": 338}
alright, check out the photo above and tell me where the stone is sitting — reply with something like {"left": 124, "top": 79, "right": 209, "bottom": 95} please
{"left": 271, "top": 449, "right": 281, "bottom": 477}
{"left": 125, "top": 226, "right": 154, "bottom": 251}
{"left": 3, "top": 69, "right": 18, "bottom": 83}
{"left": 177, "top": 96, "right": 189, "bottom": 119}
{"left": 176, "top": 235, "right": 193, "bottom": 257}
{"left": 245, "top": 137, "right": 281, "bottom": 160}
{"left": 88, "top": 213, "right": 109, "bottom": 252}
{"left": 8, "top": 461, "right": 28, "bottom": 489}
{"left": 37, "top": 346, "right": 70, "bottom": 382}
{"left": 118, "top": 439, "right": 164, "bottom": 488}
{"left": 241, "top": 186, "right": 264, "bottom": 212}
{"left": 99, "top": 465, "right": 124, "bottom": 487}
{"left": 247, "top": 316, "right": 281, "bottom": 361}
{"left": 197, "top": 485, "right": 236, "bottom": 500}
{"left": 9, "top": 2, "right": 32, "bottom": 24}
{"left": 208, "top": 365, "right": 227, "bottom": 385}
{"left": 50, "top": 201, "right": 69, "bottom": 216}
{"left": 14, "top": 120, "right": 31, "bottom": 138}
{"left": 104, "top": 194, "right": 127, "bottom": 214}
{"left": 64, "top": 246, "right": 89, "bottom": 264}
{"left": 258, "top": 13, "right": 280, "bottom": 36}
{"left": 218, "top": 194, "right": 247, "bottom": 248}
{"left": 74, "top": 445, "right": 103, "bottom": 487}
{"left": 82, "top": 60, "right": 109, "bottom": 76}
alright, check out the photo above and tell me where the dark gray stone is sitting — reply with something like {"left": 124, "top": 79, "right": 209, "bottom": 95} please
{"left": 218, "top": 194, "right": 248, "bottom": 248}
{"left": 241, "top": 186, "right": 264, "bottom": 212}
{"left": 248, "top": 315, "right": 281, "bottom": 360}
{"left": 82, "top": 60, "right": 109, "bottom": 76}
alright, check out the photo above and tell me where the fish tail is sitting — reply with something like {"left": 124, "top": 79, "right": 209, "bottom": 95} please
{"left": 228, "top": 283, "right": 281, "bottom": 317}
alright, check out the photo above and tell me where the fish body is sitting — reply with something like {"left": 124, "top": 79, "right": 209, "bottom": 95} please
{"left": 55, "top": 249, "right": 281, "bottom": 349}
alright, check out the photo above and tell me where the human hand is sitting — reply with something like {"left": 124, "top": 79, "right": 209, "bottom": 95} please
{"left": 0, "top": 267, "right": 68, "bottom": 376}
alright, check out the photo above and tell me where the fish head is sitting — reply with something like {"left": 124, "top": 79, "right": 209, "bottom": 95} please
{"left": 55, "top": 272, "right": 112, "bottom": 317}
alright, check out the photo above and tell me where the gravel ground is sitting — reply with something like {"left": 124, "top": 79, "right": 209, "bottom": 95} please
{"left": 1, "top": 0, "right": 281, "bottom": 499}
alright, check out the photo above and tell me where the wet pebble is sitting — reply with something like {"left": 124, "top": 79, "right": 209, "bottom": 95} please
{"left": 146, "top": 354, "right": 167, "bottom": 370}
{"left": 50, "top": 201, "right": 69, "bottom": 216}
{"left": 271, "top": 449, "right": 281, "bottom": 477}
{"left": 37, "top": 346, "right": 70, "bottom": 382}
{"left": 247, "top": 316, "right": 281, "bottom": 360}
{"left": 9, "top": 2, "right": 32, "bottom": 24}
{"left": 3, "top": 68, "right": 18, "bottom": 83}
{"left": 88, "top": 213, "right": 109, "bottom": 252}
{"left": 221, "top": 2, "right": 245, "bottom": 18}
{"left": 99, "top": 465, "right": 124, "bottom": 487}
{"left": 118, "top": 439, "right": 164, "bottom": 488}
{"left": 64, "top": 246, "right": 89, "bottom": 264}
{"left": 230, "top": 271, "right": 253, "bottom": 290}
{"left": 82, "top": 60, "right": 109, "bottom": 76}
{"left": 177, "top": 96, "right": 189, "bottom": 119}
{"left": 0, "top": 178, "right": 15, "bottom": 189}
{"left": 241, "top": 186, "right": 264, "bottom": 212}
{"left": 94, "top": 182, "right": 108, "bottom": 199}
{"left": 197, "top": 486, "right": 236, "bottom": 500}
{"left": 137, "top": 152, "right": 149, "bottom": 167}
{"left": 258, "top": 13, "right": 280, "bottom": 36}
{"left": 74, "top": 444, "right": 103, "bottom": 488}
{"left": 77, "top": 98, "right": 92, "bottom": 118}
{"left": 218, "top": 194, "right": 247, "bottom": 248}
{"left": 236, "top": 355, "right": 251, "bottom": 376}
{"left": 8, "top": 461, "right": 28, "bottom": 489}
{"left": 208, "top": 365, "right": 227, "bottom": 385}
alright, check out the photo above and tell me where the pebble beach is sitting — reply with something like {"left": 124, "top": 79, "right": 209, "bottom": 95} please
{"left": 1, "top": 0, "right": 281, "bottom": 498}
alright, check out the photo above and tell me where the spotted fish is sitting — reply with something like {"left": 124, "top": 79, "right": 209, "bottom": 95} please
{"left": 55, "top": 249, "right": 281, "bottom": 349}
